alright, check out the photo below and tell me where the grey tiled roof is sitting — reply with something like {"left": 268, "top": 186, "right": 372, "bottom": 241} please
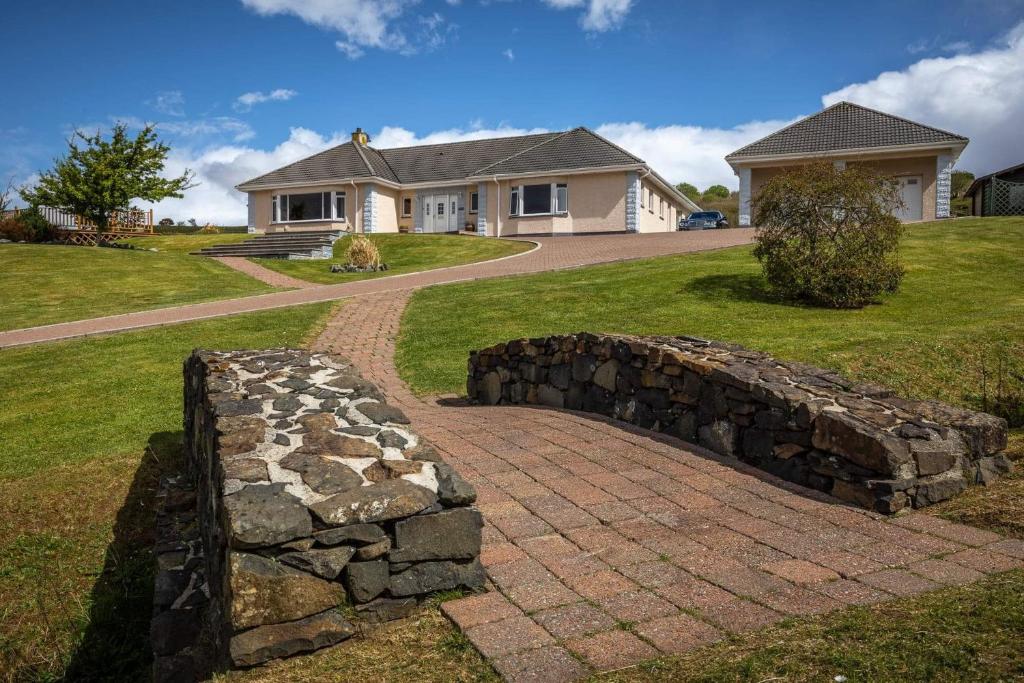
{"left": 237, "top": 128, "right": 644, "bottom": 188}
{"left": 727, "top": 101, "right": 968, "bottom": 160}
{"left": 476, "top": 128, "right": 641, "bottom": 175}
{"left": 239, "top": 143, "right": 376, "bottom": 187}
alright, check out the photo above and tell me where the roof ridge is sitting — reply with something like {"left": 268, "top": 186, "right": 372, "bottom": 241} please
{"left": 377, "top": 130, "right": 558, "bottom": 153}
{"left": 472, "top": 128, "right": 578, "bottom": 175}
{"left": 362, "top": 144, "right": 401, "bottom": 182}
{"left": 837, "top": 100, "right": 969, "bottom": 142}
{"left": 577, "top": 126, "right": 644, "bottom": 164}
{"left": 350, "top": 141, "right": 377, "bottom": 177}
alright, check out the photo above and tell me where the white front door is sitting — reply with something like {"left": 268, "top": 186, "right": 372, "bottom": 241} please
{"left": 895, "top": 176, "right": 923, "bottom": 222}
{"left": 421, "top": 193, "right": 462, "bottom": 232}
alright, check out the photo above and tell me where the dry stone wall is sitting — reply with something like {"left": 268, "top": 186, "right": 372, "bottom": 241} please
{"left": 467, "top": 333, "right": 1011, "bottom": 513}
{"left": 153, "top": 349, "right": 482, "bottom": 678}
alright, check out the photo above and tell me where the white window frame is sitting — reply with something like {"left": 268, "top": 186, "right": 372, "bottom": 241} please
{"left": 469, "top": 191, "right": 479, "bottom": 214}
{"left": 401, "top": 197, "right": 412, "bottom": 217}
{"left": 272, "top": 190, "right": 346, "bottom": 224}
{"left": 509, "top": 183, "right": 569, "bottom": 217}
{"left": 639, "top": 184, "right": 645, "bottom": 209}
{"left": 659, "top": 197, "right": 665, "bottom": 220}
{"left": 648, "top": 189, "right": 655, "bottom": 213}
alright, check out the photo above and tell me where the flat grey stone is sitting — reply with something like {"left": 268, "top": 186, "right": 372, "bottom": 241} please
{"left": 389, "top": 559, "right": 486, "bottom": 597}
{"left": 314, "top": 523, "right": 387, "bottom": 546}
{"left": 229, "top": 609, "right": 355, "bottom": 667}
{"left": 390, "top": 508, "right": 482, "bottom": 563}
{"left": 309, "top": 479, "right": 437, "bottom": 526}
{"left": 344, "top": 560, "right": 389, "bottom": 603}
{"left": 223, "top": 484, "right": 312, "bottom": 549}
{"left": 279, "top": 547, "right": 356, "bottom": 580}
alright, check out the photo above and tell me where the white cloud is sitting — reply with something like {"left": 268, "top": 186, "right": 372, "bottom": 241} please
{"left": 503, "top": 48, "right": 515, "bottom": 61}
{"left": 541, "top": 0, "right": 632, "bottom": 32}
{"left": 372, "top": 124, "right": 550, "bottom": 149}
{"left": 240, "top": 0, "right": 454, "bottom": 58}
{"left": 824, "top": 20, "right": 1024, "bottom": 175}
{"left": 143, "top": 127, "right": 349, "bottom": 225}
{"left": 146, "top": 90, "right": 185, "bottom": 117}
{"left": 596, "top": 120, "right": 799, "bottom": 192}
{"left": 233, "top": 88, "right": 298, "bottom": 112}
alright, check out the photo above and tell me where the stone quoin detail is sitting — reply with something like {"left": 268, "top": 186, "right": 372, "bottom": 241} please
{"left": 467, "top": 333, "right": 1011, "bottom": 514}
{"left": 151, "top": 349, "right": 483, "bottom": 678}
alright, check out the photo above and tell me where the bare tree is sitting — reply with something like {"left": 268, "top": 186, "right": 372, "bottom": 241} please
{"left": 0, "top": 177, "right": 14, "bottom": 214}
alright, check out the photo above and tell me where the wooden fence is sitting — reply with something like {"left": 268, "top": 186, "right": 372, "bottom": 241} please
{"left": 3, "top": 206, "right": 154, "bottom": 244}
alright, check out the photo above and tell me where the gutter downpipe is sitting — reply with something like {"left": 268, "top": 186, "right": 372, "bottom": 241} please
{"left": 349, "top": 179, "right": 360, "bottom": 233}
{"left": 492, "top": 176, "right": 501, "bottom": 238}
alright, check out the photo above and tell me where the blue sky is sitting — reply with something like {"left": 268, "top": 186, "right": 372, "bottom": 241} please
{"left": 3, "top": 0, "right": 1023, "bottom": 222}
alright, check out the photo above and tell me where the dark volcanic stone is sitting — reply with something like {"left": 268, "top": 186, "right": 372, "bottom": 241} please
{"left": 378, "top": 430, "right": 409, "bottom": 449}
{"left": 342, "top": 425, "right": 380, "bottom": 437}
{"left": 228, "top": 552, "right": 345, "bottom": 629}
{"left": 355, "top": 597, "right": 419, "bottom": 623}
{"left": 434, "top": 463, "right": 477, "bottom": 506}
{"left": 389, "top": 559, "right": 486, "bottom": 597}
{"left": 314, "top": 523, "right": 387, "bottom": 546}
{"left": 223, "top": 484, "right": 312, "bottom": 549}
{"left": 355, "top": 401, "right": 411, "bottom": 424}
{"left": 272, "top": 395, "right": 302, "bottom": 413}
{"left": 223, "top": 458, "right": 269, "bottom": 483}
{"left": 279, "top": 452, "right": 363, "bottom": 495}
{"left": 298, "top": 431, "right": 383, "bottom": 458}
{"left": 151, "top": 608, "right": 202, "bottom": 656}
{"left": 344, "top": 560, "right": 390, "bottom": 603}
{"left": 309, "top": 479, "right": 437, "bottom": 526}
{"left": 279, "top": 547, "right": 356, "bottom": 580}
{"left": 229, "top": 609, "right": 355, "bottom": 667}
{"left": 214, "top": 398, "right": 263, "bottom": 417}
{"left": 974, "top": 454, "right": 1013, "bottom": 485}
{"left": 217, "top": 416, "right": 267, "bottom": 456}
{"left": 389, "top": 509, "right": 483, "bottom": 563}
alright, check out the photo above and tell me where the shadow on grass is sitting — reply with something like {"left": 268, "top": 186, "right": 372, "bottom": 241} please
{"left": 682, "top": 272, "right": 802, "bottom": 308}
{"left": 62, "top": 431, "right": 184, "bottom": 682}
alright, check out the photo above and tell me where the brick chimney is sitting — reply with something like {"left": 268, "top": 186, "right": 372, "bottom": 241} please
{"left": 351, "top": 127, "right": 369, "bottom": 145}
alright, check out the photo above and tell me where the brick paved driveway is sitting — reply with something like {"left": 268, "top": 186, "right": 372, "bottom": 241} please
{"left": 0, "top": 230, "right": 752, "bottom": 348}
{"left": 315, "top": 290, "right": 1024, "bottom": 682}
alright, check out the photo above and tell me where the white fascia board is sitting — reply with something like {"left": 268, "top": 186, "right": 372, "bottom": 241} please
{"left": 235, "top": 176, "right": 402, "bottom": 193}
{"left": 465, "top": 163, "right": 644, "bottom": 182}
{"left": 725, "top": 141, "right": 968, "bottom": 167}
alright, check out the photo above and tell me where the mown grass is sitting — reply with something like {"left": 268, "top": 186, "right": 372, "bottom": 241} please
{"left": 597, "top": 569, "right": 1024, "bottom": 683}
{"left": 0, "top": 303, "right": 333, "bottom": 680}
{"left": 396, "top": 217, "right": 1024, "bottom": 412}
{"left": 252, "top": 233, "right": 533, "bottom": 285}
{"left": 0, "top": 234, "right": 272, "bottom": 332}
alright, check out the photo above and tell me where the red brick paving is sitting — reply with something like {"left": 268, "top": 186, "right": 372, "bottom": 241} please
{"left": 213, "top": 256, "right": 320, "bottom": 289}
{"left": 0, "top": 230, "right": 753, "bottom": 348}
{"left": 309, "top": 268, "right": 1019, "bottom": 681}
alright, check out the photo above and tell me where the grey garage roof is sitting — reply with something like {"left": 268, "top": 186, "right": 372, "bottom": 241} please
{"left": 237, "top": 127, "right": 644, "bottom": 189}
{"left": 726, "top": 101, "right": 968, "bottom": 161}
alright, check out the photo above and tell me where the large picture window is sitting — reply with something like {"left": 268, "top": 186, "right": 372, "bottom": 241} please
{"left": 272, "top": 191, "right": 345, "bottom": 223}
{"left": 509, "top": 183, "right": 569, "bottom": 217}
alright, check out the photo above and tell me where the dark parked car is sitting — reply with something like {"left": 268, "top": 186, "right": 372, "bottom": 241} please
{"left": 679, "top": 211, "right": 729, "bottom": 230}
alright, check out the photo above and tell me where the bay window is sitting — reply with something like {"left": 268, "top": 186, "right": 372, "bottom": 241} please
{"left": 508, "top": 183, "right": 569, "bottom": 217}
{"left": 272, "top": 191, "right": 346, "bottom": 223}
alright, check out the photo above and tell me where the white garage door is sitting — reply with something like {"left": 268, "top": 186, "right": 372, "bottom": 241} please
{"left": 894, "top": 176, "right": 923, "bottom": 222}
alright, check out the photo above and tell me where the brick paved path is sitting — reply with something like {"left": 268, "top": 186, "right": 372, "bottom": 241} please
{"left": 213, "top": 256, "right": 319, "bottom": 289}
{"left": 0, "top": 230, "right": 751, "bottom": 349}
{"left": 315, "top": 290, "right": 1024, "bottom": 682}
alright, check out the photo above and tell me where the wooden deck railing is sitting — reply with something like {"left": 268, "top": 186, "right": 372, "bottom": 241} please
{"left": 3, "top": 206, "right": 154, "bottom": 244}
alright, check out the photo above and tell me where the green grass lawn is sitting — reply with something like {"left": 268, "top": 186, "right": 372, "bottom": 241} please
{"left": 251, "top": 233, "right": 534, "bottom": 285}
{"left": 0, "top": 234, "right": 272, "bottom": 332}
{"left": 397, "top": 217, "right": 1024, "bottom": 412}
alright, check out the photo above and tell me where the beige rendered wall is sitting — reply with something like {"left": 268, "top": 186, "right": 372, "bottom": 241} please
{"left": 251, "top": 185, "right": 355, "bottom": 233}
{"left": 372, "top": 184, "right": 400, "bottom": 233}
{"left": 492, "top": 171, "right": 627, "bottom": 235}
{"left": 637, "top": 180, "right": 677, "bottom": 233}
{"left": 749, "top": 154, "right": 940, "bottom": 222}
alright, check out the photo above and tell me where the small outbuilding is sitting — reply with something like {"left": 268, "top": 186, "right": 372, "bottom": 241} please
{"left": 726, "top": 102, "right": 969, "bottom": 225}
{"left": 964, "top": 162, "right": 1024, "bottom": 216}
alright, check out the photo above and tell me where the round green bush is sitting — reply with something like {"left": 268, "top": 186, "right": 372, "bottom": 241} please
{"left": 752, "top": 162, "right": 905, "bottom": 308}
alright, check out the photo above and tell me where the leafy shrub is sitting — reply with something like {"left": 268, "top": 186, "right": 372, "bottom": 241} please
{"left": 0, "top": 208, "right": 58, "bottom": 242}
{"left": 158, "top": 217, "right": 175, "bottom": 226}
{"left": 197, "top": 223, "right": 220, "bottom": 234}
{"left": 346, "top": 235, "right": 381, "bottom": 268}
{"left": 752, "top": 162, "right": 904, "bottom": 308}
{"left": 675, "top": 182, "right": 701, "bottom": 202}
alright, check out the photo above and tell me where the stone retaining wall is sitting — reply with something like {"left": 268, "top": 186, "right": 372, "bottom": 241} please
{"left": 154, "top": 349, "right": 483, "bottom": 677}
{"left": 467, "top": 333, "right": 1011, "bottom": 513}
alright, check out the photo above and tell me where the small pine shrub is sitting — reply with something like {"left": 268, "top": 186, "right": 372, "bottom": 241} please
{"left": 752, "top": 162, "right": 904, "bottom": 308}
{"left": 346, "top": 235, "right": 381, "bottom": 268}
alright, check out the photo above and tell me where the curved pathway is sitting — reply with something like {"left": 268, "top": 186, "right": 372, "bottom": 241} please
{"left": 213, "top": 256, "right": 320, "bottom": 289}
{"left": 314, "top": 291, "right": 1023, "bottom": 681}
{"left": 0, "top": 230, "right": 752, "bottom": 349}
